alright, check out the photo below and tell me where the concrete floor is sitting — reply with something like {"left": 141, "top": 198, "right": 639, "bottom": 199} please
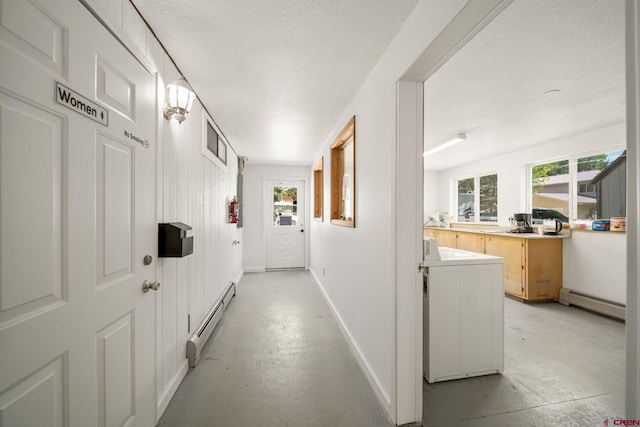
{"left": 422, "top": 297, "right": 625, "bottom": 427}
{"left": 158, "top": 271, "right": 625, "bottom": 427}
{"left": 157, "top": 270, "right": 392, "bottom": 427}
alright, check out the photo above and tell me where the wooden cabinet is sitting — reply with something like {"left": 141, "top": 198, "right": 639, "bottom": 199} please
{"left": 484, "top": 235, "right": 524, "bottom": 297}
{"left": 485, "top": 235, "right": 562, "bottom": 301}
{"left": 427, "top": 229, "right": 486, "bottom": 253}
{"left": 432, "top": 229, "right": 457, "bottom": 248}
{"left": 523, "top": 239, "right": 563, "bottom": 301}
{"left": 456, "top": 231, "right": 486, "bottom": 253}
{"left": 425, "top": 227, "right": 563, "bottom": 301}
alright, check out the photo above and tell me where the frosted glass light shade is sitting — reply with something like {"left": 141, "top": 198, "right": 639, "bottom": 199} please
{"left": 164, "top": 78, "right": 195, "bottom": 124}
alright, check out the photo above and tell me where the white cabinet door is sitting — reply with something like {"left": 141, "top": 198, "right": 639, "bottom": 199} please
{"left": 0, "top": 0, "right": 157, "bottom": 425}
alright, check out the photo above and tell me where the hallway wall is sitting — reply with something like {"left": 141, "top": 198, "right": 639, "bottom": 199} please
{"left": 81, "top": 0, "right": 243, "bottom": 419}
{"left": 309, "top": 0, "right": 469, "bottom": 420}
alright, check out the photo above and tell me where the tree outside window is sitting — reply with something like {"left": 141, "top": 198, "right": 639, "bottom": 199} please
{"left": 531, "top": 150, "right": 625, "bottom": 220}
{"left": 456, "top": 174, "right": 498, "bottom": 222}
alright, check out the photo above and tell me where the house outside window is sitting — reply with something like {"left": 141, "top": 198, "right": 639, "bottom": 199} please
{"left": 530, "top": 150, "right": 625, "bottom": 221}
{"left": 455, "top": 174, "right": 498, "bottom": 222}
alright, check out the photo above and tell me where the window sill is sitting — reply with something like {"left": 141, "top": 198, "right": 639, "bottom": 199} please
{"left": 570, "top": 228, "right": 626, "bottom": 234}
{"left": 331, "top": 219, "right": 355, "bottom": 228}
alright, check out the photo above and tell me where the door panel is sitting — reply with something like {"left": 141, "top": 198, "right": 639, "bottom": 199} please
{"left": 96, "top": 133, "right": 134, "bottom": 287}
{"left": 0, "top": 92, "right": 65, "bottom": 323}
{"left": 0, "top": 355, "right": 66, "bottom": 427}
{"left": 0, "top": 0, "right": 156, "bottom": 425}
{"left": 96, "top": 56, "right": 136, "bottom": 120}
{"left": 96, "top": 313, "right": 134, "bottom": 427}
{"left": 0, "top": 0, "right": 66, "bottom": 77}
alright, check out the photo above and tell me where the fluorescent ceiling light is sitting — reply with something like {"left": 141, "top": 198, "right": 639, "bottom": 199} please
{"left": 423, "top": 133, "right": 466, "bottom": 157}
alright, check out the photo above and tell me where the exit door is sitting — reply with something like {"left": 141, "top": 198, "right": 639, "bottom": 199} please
{"left": 265, "top": 179, "right": 306, "bottom": 269}
{"left": 0, "top": 0, "right": 157, "bottom": 425}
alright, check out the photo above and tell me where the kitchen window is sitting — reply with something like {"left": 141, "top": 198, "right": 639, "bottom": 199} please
{"left": 455, "top": 173, "right": 498, "bottom": 222}
{"left": 529, "top": 149, "right": 626, "bottom": 221}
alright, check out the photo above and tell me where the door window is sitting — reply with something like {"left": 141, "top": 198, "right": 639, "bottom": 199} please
{"left": 273, "top": 186, "right": 298, "bottom": 226}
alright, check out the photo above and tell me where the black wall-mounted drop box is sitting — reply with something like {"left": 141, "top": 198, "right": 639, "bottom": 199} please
{"left": 158, "top": 222, "right": 194, "bottom": 257}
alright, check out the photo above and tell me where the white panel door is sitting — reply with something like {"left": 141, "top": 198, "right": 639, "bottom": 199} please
{"left": 0, "top": 0, "right": 156, "bottom": 425}
{"left": 265, "top": 179, "right": 305, "bottom": 269}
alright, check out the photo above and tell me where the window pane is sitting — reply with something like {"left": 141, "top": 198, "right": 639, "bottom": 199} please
{"left": 457, "top": 178, "right": 474, "bottom": 222}
{"left": 479, "top": 174, "right": 497, "bottom": 222}
{"left": 531, "top": 160, "right": 569, "bottom": 223}
{"left": 218, "top": 140, "right": 227, "bottom": 164}
{"left": 273, "top": 186, "right": 298, "bottom": 226}
{"left": 577, "top": 151, "right": 626, "bottom": 219}
{"left": 206, "top": 122, "right": 218, "bottom": 156}
{"left": 341, "top": 138, "right": 354, "bottom": 221}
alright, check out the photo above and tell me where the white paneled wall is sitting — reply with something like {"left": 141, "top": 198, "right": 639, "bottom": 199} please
{"left": 81, "top": 0, "right": 243, "bottom": 420}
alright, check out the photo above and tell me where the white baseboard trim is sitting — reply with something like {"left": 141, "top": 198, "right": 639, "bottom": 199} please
{"left": 244, "top": 267, "right": 265, "bottom": 273}
{"left": 157, "top": 358, "right": 189, "bottom": 422}
{"left": 234, "top": 270, "right": 244, "bottom": 287}
{"left": 309, "top": 268, "right": 392, "bottom": 414}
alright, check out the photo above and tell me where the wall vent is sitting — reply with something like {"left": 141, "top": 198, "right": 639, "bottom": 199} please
{"left": 186, "top": 282, "right": 236, "bottom": 367}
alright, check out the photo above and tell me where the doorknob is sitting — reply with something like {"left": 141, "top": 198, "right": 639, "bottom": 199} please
{"left": 142, "top": 280, "right": 161, "bottom": 292}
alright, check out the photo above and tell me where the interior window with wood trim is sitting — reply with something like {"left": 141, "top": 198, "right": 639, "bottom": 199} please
{"left": 313, "top": 157, "right": 324, "bottom": 221}
{"left": 330, "top": 116, "right": 356, "bottom": 227}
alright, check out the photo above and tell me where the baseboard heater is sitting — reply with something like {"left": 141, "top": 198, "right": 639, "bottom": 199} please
{"left": 186, "top": 282, "right": 236, "bottom": 368}
{"left": 558, "top": 288, "right": 625, "bottom": 321}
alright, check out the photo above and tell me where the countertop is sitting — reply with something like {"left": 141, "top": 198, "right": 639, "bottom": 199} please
{"left": 424, "top": 226, "right": 571, "bottom": 239}
{"left": 423, "top": 247, "right": 504, "bottom": 267}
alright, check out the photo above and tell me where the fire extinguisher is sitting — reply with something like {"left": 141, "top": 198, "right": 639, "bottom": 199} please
{"left": 229, "top": 196, "right": 239, "bottom": 224}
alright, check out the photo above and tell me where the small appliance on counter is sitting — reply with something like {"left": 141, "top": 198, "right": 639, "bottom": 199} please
{"left": 542, "top": 218, "right": 563, "bottom": 235}
{"left": 509, "top": 213, "right": 533, "bottom": 233}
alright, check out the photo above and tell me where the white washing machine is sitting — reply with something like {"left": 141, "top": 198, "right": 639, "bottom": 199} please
{"left": 423, "top": 246, "right": 505, "bottom": 383}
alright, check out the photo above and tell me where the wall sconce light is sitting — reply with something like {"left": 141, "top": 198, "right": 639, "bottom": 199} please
{"left": 423, "top": 133, "right": 466, "bottom": 157}
{"left": 163, "top": 78, "right": 195, "bottom": 124}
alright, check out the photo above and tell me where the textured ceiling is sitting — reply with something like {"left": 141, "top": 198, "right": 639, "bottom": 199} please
{"left": 132, "top": 0, "right": 419, "bottom": 164}
{"left": 424, "top": 0, "right": 625, "bottom": 171}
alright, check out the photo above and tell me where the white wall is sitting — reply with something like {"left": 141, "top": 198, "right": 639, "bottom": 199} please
{"left": 427, "top": 122, "right": 627, "bottom": 304}
{"left": 243, "top": 163, "right": 310, "bottom": 272}
{"left": 563, "top": 231, "right": 626, "bottom": 304}
{"left": 424, "top": 170, "right": 441, "bottom": 216}
{"left": 308, "top": 1, "right": 469, "bottom": 419}
{"left": 156, "top": 92, "right": 242, "bottom": 414}
{"left": 82, "top": 0, "right": 243, "bottom": 420}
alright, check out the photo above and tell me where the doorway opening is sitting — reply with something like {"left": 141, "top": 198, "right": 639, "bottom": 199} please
{"left": 419, "top": 0, "right": 626, "bottom": 424}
